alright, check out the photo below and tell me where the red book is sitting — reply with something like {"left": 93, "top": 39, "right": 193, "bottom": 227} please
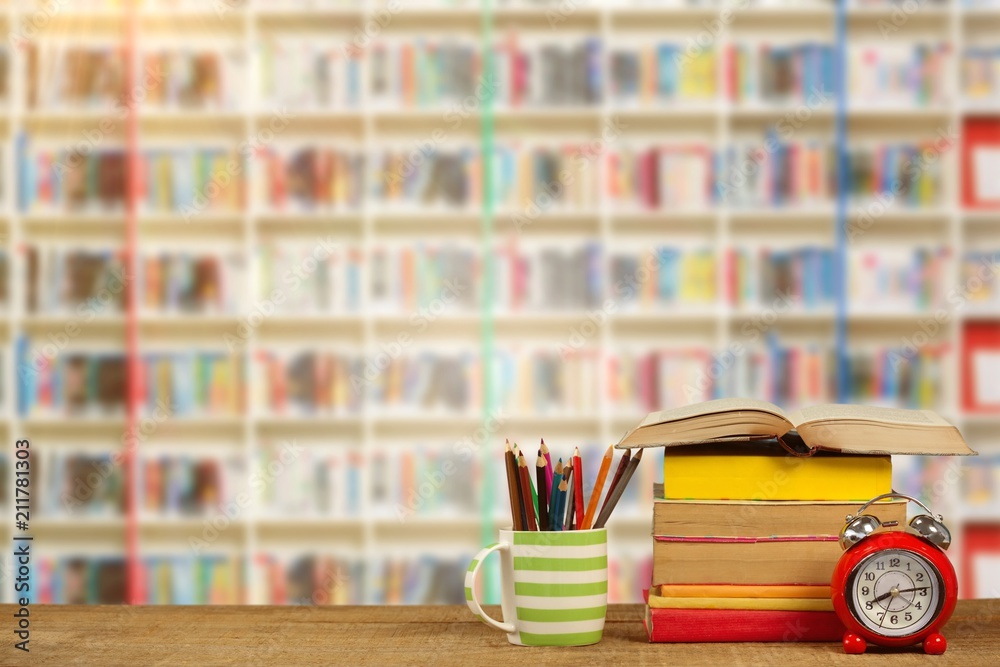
{"left": 643, "top": 595, "right": 844, "bottom": 643}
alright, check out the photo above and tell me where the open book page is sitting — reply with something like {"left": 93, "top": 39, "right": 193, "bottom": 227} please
{"left": 786, "top": 404, "right": 951, "bottom": 428}
{"left": 637, "top": 398, "right": 789, "bottom": 428}
{"left": 787, "top": 405, "right": 974, "bottom": 455}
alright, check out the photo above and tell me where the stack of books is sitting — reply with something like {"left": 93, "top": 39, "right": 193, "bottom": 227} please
{"left": 618, "top": 398, "right": 973, "bottom": 642}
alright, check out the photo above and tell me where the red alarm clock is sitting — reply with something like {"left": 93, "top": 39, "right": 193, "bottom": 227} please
{"left": 831, "top": 493, "right": 957, "bottom": 655}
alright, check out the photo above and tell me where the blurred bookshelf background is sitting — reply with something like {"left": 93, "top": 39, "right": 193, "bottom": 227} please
{"left": 1, "top": 0, "right": 1000, "bottom": 605}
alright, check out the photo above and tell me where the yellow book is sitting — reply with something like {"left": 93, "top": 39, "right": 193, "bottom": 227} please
{"left": 662, "top": 445, "right": 892, "bottom": 501}
{"left": 656, "top": 584, "right": 831, "bottom": 599}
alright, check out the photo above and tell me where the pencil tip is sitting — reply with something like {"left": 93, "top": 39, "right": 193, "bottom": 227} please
{"left": 536, "top": 455, "right": 545, "bottom": 466}
{"left": 574, "top": 446, "right": 581, "bottom": 456}
{"left": 604, "top": 444, "right": 613, "bottom": 455}
{"left": 634, "top": 448, "right": 644, "bottom": 460}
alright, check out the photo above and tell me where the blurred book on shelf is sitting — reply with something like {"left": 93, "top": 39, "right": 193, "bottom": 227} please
{"left": 142, "top": 46, "right": 245, "bottom": 110}
{"left": 25, "top": 246, "right": 126, "bottom": 314}
{"left": 729, "top": 246, "right": 836, "bottom": 311}
{"left": 730, "top": 42, "right": 834, "bottom": 105}
{"left": 254, "top": 349, "right": 364, "bottom": 416}
{"left": 257, "top": 243, "right": 362, "bottom": 314}
{"left": 253, "top": 147, "right": 365, "bottom": 212}
{"left": 608, "top": 39, "right": 717, "bottom": 107}
{"left": 606, "top": 145, "right": 717, "bottom": 211}
{"left": 848, "top": 43, "right": 950, "bottom": 108}
{"left": 39, "top": 451, "right": 124, "bottom": 517}
{"left": 141, "top": 250, "right": 245, "bottom": 315}
{"left": 258, "top": 35, "right": 361, "bottom": 110}
{"left": 140, "top": 453, "right": 246, "bottom": 518}
{"left": 610, "top": 246, "right": 716, "bottom": 310}
{"left": 256, "top": 441, "right": 362, "bottom": 519}
{"left": 849, "top": 247, "right": 951, "bottom": 313}
{"left": 18, "top": 145, "right": 245, "bottom": 214}
{"left": 724, "top": 136, "right": 834, "bottom": 208}
{"left": 25, "top": 43, "right": 127, "bottom": 110}
{"left": 254, "top": 554, "right": 364, "bottom": 605}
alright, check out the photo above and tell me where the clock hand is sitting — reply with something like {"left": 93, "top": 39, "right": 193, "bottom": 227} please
{"left": 872, "top": 587, "right": 928, "bottom": 604}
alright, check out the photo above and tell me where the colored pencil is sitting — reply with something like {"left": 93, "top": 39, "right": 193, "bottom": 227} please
{"left": 504, "top": 440, "right": 523, "bottom": 531}
{"left": 572, "top": 447, "right": 585, "bottom": 531}
{"left": 518, "top": 453, "right": 538, "bottom": 531}
{"left": 513, "top": 444, "right": 538, "bottom": 518}
{"left": 535, "top": 455, "right": 548, "bottom": 533}
{"left": 540, "top": 439, "right": 554, "bottom": 497}
{"left": 563, "top": 463, "right": 575, "bottom": 531}
{"left": 594, "top": 448, "right": 643, "bottom": 529}
{"left": 599, "top": 448, "right": 631, "bottom": 517}
{"left": 548, "top": 460, "right": 564, "bottom": 531}
{"left": 581, "top": 445, "right": 613, "bottom": 530}
{"left": 554, "top": 478, "right": 568, "bottom": 531}
{"left": 512, "top": 445, "right": 528, "bottom": 530}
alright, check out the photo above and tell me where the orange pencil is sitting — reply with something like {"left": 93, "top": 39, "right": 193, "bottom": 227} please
{"left": 572, "top": 447, "right": 584, "bottom": 531}
{"left": 518, "top": 453, "right": 538, "bottom": 530}
{"left": 581, "top": 445, "right": 613, "bottom": 530}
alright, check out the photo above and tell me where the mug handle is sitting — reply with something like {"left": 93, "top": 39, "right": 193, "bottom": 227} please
{"left": 465, "top": 542, "right": 515, "bottom": 634}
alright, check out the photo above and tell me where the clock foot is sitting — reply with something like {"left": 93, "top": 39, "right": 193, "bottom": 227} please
{"left": 843, "top": 632, "right": 867, "bottom": 654}
{"left": 924, "top": 633, "right": 947, "bottom": 655}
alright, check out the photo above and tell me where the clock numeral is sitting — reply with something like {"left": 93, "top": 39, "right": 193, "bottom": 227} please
{"left": 906, "top": 562, "right": 911, "bottom": 571}
{"left": 915, "top": 602, "right": 923, "bottom": 610}
{"left": 890, "top": 615, "right": 898, "bottom": 624}
{"left": 919, "top": 588, "right": 928, "bottom": 597}
{"left": 864, "top": 572, "right": 875, "bottom": 581}
{"left": 861, "top": 586, "right": 869, "bottom": 595}
{"left": 875, "top": 561, "right": 886, "bottom": 571}
{"left": 877, "top": 613, "right": 886, "bottom": 622}
{"left": 865, "top": 601, "right": 874, "bottom": 610}
{"left": 915, "top": 572, "right": 924, "bottom": 582}
{"left": 905, "top": 612, "right": 913, "bottom": 622}
{"left": 889, "top": 558, "right": 900, "bottom": 568}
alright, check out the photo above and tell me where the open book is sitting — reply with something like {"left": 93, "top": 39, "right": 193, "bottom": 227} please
{"left": 616, "top": 398, "right": 975, "bottom": 456}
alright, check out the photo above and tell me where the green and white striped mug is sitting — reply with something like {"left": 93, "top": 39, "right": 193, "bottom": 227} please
{"left": 465, "top": 528, "right": 608, "bottom": 647}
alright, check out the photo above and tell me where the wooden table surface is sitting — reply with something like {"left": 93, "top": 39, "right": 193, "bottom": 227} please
{"left": 3, "top": 600, "right": 999, "bottom": 666}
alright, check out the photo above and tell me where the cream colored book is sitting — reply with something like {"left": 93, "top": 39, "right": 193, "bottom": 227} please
{"left": 617, "top": 398, "right": 975, "bottom": 456}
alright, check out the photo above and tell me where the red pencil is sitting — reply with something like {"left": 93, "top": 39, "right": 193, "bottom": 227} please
{"left": 572, "top": 447, "right": 584, "bottom": 531}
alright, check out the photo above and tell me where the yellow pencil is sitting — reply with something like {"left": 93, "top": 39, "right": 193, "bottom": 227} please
{"left": 581, "top": 445, "right": 613, "bottom": 530}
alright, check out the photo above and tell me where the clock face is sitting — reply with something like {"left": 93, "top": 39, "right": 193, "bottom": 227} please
{"left": 847, "top": 548, "right": 944, "bottom": 638}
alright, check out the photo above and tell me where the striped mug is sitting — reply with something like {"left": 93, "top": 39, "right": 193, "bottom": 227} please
{"left": 465, "top": 528, "right": 608, "bottom": 647}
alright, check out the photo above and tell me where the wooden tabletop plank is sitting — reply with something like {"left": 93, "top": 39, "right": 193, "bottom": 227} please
{"left": 3, "top": 599, "right": 998, "bottom": 666}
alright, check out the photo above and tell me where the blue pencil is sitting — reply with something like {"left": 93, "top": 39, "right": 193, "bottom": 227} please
{"left": 547, "top": 460, "right": 564, "bottom": 531}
